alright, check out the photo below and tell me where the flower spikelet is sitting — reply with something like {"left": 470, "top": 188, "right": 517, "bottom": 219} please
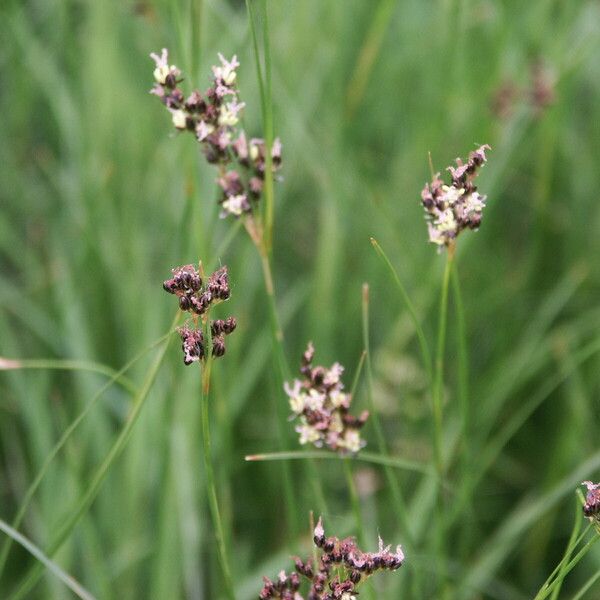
{"left": 163, "top": 263, "right": 236, "bottom": 364}
{"left": 582, "top": 481, "right": 600, "bottom": 521}
{"left": 150, "top": 49, "right": 282, "bottom": 219}
{"left": 284, "top": 343, "right": 368, "bottom": 454}
{"left": 259, "top": 517, "right": 404, "bottom": 599}
{"left": 421, "top": 144, "right": 491, "bottom": 249}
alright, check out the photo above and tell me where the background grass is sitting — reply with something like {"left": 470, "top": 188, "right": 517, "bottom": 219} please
{"left": 1, "top": 0, "right": 600, "bottom": 598}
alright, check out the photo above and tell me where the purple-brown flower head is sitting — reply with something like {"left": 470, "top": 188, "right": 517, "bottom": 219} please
{"left": 421, "top": 144, "right": 491, "bottom": 249}
{"left": 163, "top": 263, "right": 235, "bottom": 364}
{"left": 150, "top": 49, "right": 283, "bottom": 220}
{"left": 582, "top": 481, "right": 600, "bottom": 520}
{"left": 259, "top": 517, "right": 404, "bottom": 599}
{"left": 284, "top": 344, "right": 368, "bottom": 454}
{"left": 178, "top": 326, "right": 205, "bottom": 365}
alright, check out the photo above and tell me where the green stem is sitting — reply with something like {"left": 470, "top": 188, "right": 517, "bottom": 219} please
{"left": 432, "top": 251, "right": 453, "bottom": 478}
{"left": 258, "top": 250, "right": 300, "bottom": 538}
{"left": 8, "top": 313, "right": 179, "bottom": 600}
{"left": 446, "top": 336, "right": 600, "bottom": 533}
{"left": 532, "top": 518, "right": 589, "bottom": 600}
{"left": 451, "top": 259, "right": 472, "bottom": 560}
{"left": 199, "top": 321, "right": 235, "bottom": 600}
{"left": 0, "top": 359, "right": 136, "bottom": 395}
{"left": 343, "top": 459, "right": 376, "bottom": 600}
{"left": 0, "top": 331, "right": 173, "bottom": 581}
{"left": 259, "top": 0, "right": 274, "bottom": 251}
{"left": 432, "top": 248, "right": 453, "bottom": 595}
{"left": 571, "top": 568, "right": 600, "bottom": 600}
{"left": 343, "top": 459, "right": 365, "bottom": 545}
{"left": 245, "top": 450, "right": 431, "bottom": 474}
{"left": 534, "top": 533, "right": 600, "bottom": 600}
{"left": 369, "top": 238, "right": 433, "bottom": 383}
{"left": 549, "top": 499, "right": 585, "bottom": 600}
{"left": 245, "top": 0, "right": 274, "bottom": 251}
{"left": 0, "top": 520, "right": 96, "bottom": 600}
{"left": 362, "top": 284, "right": 423, "bottom": 597}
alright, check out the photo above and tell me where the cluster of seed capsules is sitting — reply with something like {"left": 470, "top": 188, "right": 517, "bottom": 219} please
{"left": 162, "top": 264, "right": 236, "bottom": 365}
{"left": 284, "top": 343, "right": 369, "bottom": 454}
{"left": 259, "top": 517, "right": 404, "bottom": 599}
{"left": 150, "top": 49, "right": 282, "bottom": 218}
{"left": 421, "top": 144, "right": 491, "bottom": 248}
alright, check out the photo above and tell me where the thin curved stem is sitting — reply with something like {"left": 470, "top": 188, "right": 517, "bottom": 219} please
{"left": 343, "top": 459, "right": 375, "bottom": 600}
{"left": 432, "top": 248, "right": 454, "bottom": 596}
{"left": 0, "top": 359, "right": 136, "bottom": 395}
{"left": 451, "top": 259, "right": 473, "bottom": 560}
{"left": 549, "top": 498, "right": 585, "bottom": 600}
{"left": 534, "top": 533, "right": 600, "bottom": 600}
{"left": 0, "top": 329, "right": 173, "bottom": 581}
{"left": 245, "top": 449, "right": 432, "bottom": 475}
{"left": 0, "top": 520, "right": 96, "bottom": 600}
{"left": 8, "top": 312, "right": 179, "bottom": 600}
{"left": 432, "top": 251, "right": 453, "bottom": 478}
{"left": 199, "top": 324, "right": 235, "bottom": 600}
{"left": 362, "top": 284, "right": 423, "bottom": 597}
{"left": 369, "top": 238, "right": 433, "bottom": 384}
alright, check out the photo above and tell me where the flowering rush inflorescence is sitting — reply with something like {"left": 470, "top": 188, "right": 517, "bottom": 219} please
{"left": 259, "top": 517, "right": 404, "bottom": 599}
{"left": 150, "top": 48, "right": 282, "bottom": 218}
{"left": 421, "top": 144, "right": 491, "bottom": 249}
{"left": 582, "top": 481, "right": 600, "bottom": 522}
{"left": 284, "top": 343, "right": 368, "bottom": 454}
{"left": 162, "top": 264, "right": 236, "bottom": 364}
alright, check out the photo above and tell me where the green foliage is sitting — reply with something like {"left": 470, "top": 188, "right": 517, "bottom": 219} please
{"left": 1, "top": 0, "right": 600, "bottom": 598}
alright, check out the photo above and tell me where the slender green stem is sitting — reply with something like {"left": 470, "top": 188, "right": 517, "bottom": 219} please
{"left": 245, "top": 0, "right": 274, "bottom": 251}
{"left": 362, "top": 284, "right": 423, "bottom": 597}
{"left": 369, "top": 238, "right": 433, "bottom": 384}
{"left": 534, "top": 533, "right": 600, "bottom": 600}
{"left": 432, "top": 251, "right": 453, "bottom": 477}
{"left": 343, "top": 459, "right": 376, "bottom": 600}
{"left": 432, "top": 248, "right": 453, "bottom": 596}
{"left": 259, "top": 0, "right": 274, "bottom": 251}
{"left": 345, "top": 0, "right": 396, "bottom": 118}
{"left": 258, "top": 251, "right": 300, "bottom": 538}
{"left": 245, "top": 450, "right": 431, "bottom": 474}
{"left": 0, "top": 359, "right": 136, "bottom": 395}
{"left": 8, "top": 313, "right": 179, "bottom": 600}
{"left": 532, "top": 518, "right": 590, "bottom": 600}
{"left": 0, "top": 520, "right": 96, "bottom": 600}
{"left": 0, "top": 330, "right": 173, "bottom": 581}
{"left": 571, "top": 568, "right": 600, "bottom": 600}
{"left": 199, "top": 320, "right": 235, "bottom": 600}
{"left": 451, "top": 259, "right": 473, "bottom": 560}
{"left": 447, "top": 336, "right": 600, "bottom": 530}
{"left": 549, "top": 498, "right": 585, "bottom": 600}
{"left": 189, "top": 0, "right": 203, "bottom": 81}
{"left": 343, "top": 459, "right": 365, "bottom": 544}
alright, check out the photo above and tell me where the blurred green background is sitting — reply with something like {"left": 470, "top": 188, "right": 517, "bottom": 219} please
{"left": 2, "top": 0, "right": 600, "bottom": 598}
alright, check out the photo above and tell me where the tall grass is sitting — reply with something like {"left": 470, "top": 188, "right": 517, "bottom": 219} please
{"left": 1, "top": 0, "right": 600, "bottom": 598}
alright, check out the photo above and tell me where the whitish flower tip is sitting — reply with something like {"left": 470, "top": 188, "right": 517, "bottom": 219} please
{"left": 314, "top": 517, "right": 324, "bottom": 539}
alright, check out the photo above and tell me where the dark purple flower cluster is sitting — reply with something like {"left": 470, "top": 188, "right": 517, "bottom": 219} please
{"left": 284, "top": 343, "right": 368, "bottom": 454}
{"left": 582, "top": 481, "right": 600, "bottom": 520}
{"left": 150, "top": 48, "right": 282, "bottom": 218}
{"left": 163, "top": 264, "right": 230, "bottom": 315}
{"left": 163, "top": 264, "right": 236, "bottom": 364}
{"left": 259, "top": 517, "right": 404, "bottom": 599}
{"left": 421, "top": 144, "right": 491, "bottom": 248}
